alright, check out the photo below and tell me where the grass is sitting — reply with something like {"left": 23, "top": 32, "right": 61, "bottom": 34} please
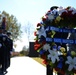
{"left": 32, "top": 57, "right": 76, "bottom": 75}
{"left": 32, "top": 57, "right": 46, "bottom": 67}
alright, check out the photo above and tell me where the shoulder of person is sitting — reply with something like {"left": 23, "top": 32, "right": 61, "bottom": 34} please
{"left": 0, "top": 34, "right": 8, "bottom": 41}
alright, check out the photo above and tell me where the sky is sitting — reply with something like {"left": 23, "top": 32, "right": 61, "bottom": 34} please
{"left": 0, "top": 0, "right": 76, "bottom": 51}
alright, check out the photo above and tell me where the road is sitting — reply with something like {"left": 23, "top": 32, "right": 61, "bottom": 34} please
{"left": 6, "top": 56, "right": 46, "bottom": 75}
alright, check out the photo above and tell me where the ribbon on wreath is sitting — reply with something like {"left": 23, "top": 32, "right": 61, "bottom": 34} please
{"left": 46, "top": 37, "right": 76, "bottom": 44}
{"left": 46, "top": 26, "right": 76, "bottom": 33}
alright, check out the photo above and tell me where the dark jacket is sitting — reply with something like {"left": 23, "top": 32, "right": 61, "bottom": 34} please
{"left": 0, "top": 34, "right": 13, "bottom": 72}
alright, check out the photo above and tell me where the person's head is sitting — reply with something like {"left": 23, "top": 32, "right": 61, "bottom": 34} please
{"left": 2, "top": 17, "right": 6, "bottom": 22}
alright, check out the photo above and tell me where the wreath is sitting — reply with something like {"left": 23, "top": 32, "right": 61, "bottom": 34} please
{"left": 34, "top": 6, "right": 76, "bottom": 75}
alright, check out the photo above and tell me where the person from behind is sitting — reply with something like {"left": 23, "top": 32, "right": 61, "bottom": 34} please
{"left": 0, "top": 27, "right": 13, "bottom": 75}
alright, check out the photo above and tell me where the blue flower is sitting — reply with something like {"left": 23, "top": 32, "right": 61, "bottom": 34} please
{"left": 57, "top": 62, "right": 63, "bottom": 69}
{"left": 39, "top": 50, "right": 45, "bottom": 55}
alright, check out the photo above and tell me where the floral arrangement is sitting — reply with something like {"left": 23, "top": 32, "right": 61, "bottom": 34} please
{"left": 34, "top": 6, "right": 76, "bottom": 75}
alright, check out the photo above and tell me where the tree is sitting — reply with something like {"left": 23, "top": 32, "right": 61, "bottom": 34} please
{"left": 0, "top": 11, "right": 22, "bottom": 41}
{"left": 19, "top": 46, "right": 29, "bottom": 56}
{"left": 23, "top": 22, "right": 35, "bottom": 42}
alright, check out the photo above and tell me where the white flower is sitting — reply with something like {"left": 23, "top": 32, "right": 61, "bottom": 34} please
{"left": 43, "top": 44, "right": 50, "bottom": 51}
{"left": 65, "top": 56, "right": 76, "bottom": 71}
{"left": 59, "top": 9, "right": 67, "bottom": 15}
{"left": 48, "top": 49, "right": 59, "bottom": 63}
{"left": 48, "top": 14, "right": 54, "bottom": 21}
{"left": 58, "top": 51, "right": 63, "bottom": 55}
{"left": 37, "top": 26, "right": 46, "bottom": 38}
{"left": 69, "top": 7, "right": 75, "bottom": 11}
{"left": 72, "top": 9, "right": 76, "bottom": 14}
{"left": 58, "top": 6, "right": 63, "bottom": 10}
{"left": 51, "top": 9, "right": 58, "bottom": 15}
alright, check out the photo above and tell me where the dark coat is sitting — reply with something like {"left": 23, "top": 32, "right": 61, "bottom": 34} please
{"left": 0, "top": 34, "right": 13, "bottom": 72}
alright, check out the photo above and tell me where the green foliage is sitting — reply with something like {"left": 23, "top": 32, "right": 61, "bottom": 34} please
{"left": 19, "top": 50, "right": 29, "bottom": 56}
{"left": 2, "top": 11, "right": 22, "bottom": 41}
{"left": 19, "top": 46, "right": 29, "bottom": 56}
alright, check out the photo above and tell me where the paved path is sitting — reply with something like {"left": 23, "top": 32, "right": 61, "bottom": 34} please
{"left": 6, "top": 56, "right": 46, "bottom": 75}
